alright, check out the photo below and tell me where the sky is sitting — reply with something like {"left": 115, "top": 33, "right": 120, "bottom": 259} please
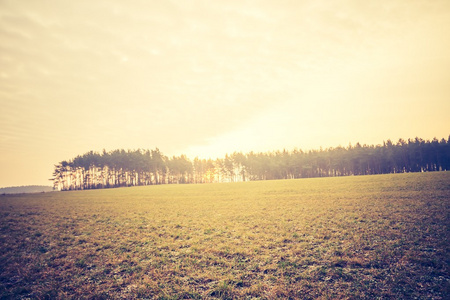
{"left": 1, "top": 0, "right": 449, "bottom": 187}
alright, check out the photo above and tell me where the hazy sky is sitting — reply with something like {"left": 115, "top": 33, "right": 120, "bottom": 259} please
{"left": 1, "top": 0, "right": 449, "bottom": 187}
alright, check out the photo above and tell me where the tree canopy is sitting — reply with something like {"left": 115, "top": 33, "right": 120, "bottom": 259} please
{"left": 51, "top": 136, "right": 450, "bottom": 191}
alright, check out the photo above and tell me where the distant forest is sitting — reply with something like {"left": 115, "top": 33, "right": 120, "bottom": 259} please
{"left": 0, "top": 185, "right": 53, "bottom": 195}
{"left": 52, "top": 136, "right": 450, "bottom": 191}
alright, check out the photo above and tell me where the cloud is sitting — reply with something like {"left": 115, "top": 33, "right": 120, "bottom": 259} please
{"left": 0, "top": 0, "right": 449, "bottom": 186}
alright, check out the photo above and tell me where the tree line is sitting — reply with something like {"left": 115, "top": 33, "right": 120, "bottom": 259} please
{"left": 51, "top": 136, "right": 450, "bottom": 191}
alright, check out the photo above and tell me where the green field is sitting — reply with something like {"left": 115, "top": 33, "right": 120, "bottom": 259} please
{"left": 1, "top": 172, "right": 449, "bottom": 299}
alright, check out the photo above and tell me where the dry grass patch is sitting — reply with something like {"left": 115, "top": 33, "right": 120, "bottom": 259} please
{"left": 1, "top": 172, "right": 449, "bottom": 299}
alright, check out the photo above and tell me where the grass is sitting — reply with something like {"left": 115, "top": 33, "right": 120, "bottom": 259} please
{"left": 0, "top": 172, "right": 449, "bottom": 299}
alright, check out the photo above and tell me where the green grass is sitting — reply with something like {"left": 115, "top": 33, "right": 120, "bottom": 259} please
{"left": 1, "top": 172, "right": 449, "bottom": 299}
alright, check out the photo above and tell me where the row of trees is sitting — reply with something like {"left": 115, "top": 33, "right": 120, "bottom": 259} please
{"left": 51, "top": 136, "right": 450, "bottom": 191}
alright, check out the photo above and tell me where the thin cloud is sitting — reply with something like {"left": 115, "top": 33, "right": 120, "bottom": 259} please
{"left": 0, "top": 0, "right": 449, "bottom": 186}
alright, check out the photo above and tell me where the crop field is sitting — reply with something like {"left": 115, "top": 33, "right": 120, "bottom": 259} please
{"left": 0, "top": 172, "right": 449, "bottom": 299}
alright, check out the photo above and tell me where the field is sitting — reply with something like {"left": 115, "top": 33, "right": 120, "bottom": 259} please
{"left": 0, "top": 172, "right": 449, "bottom": 299}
